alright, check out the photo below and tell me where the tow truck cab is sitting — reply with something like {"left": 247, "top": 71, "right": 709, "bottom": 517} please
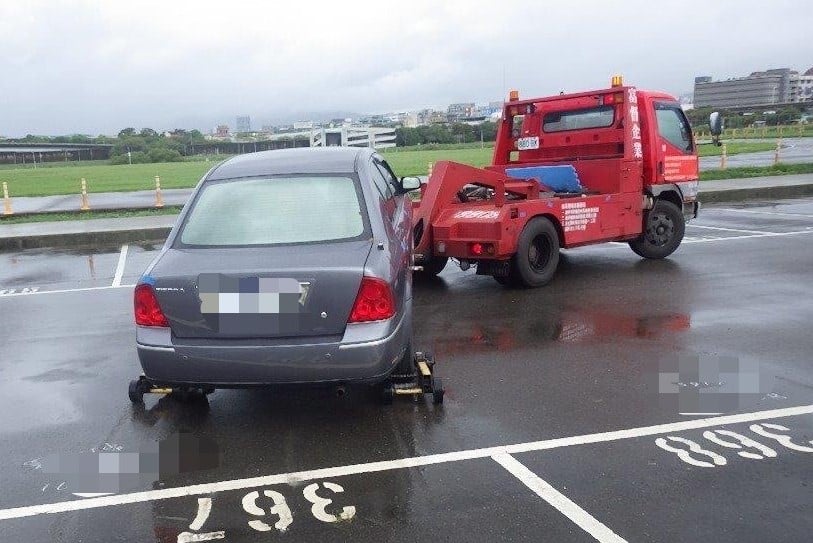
{"left": 489, "top": 84, "right": 699, "bottom": 221}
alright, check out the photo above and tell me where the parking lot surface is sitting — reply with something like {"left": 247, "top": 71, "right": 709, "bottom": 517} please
{"left": 1, "top": 198, "right": 813, "bottom": 542}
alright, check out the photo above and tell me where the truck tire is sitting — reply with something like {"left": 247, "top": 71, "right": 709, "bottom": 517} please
{"left": 510, "top": 217, "right": 560, "bottom": 287}
{"left": 416, "top": 256, "right": 448, "bottom": 277}
{"left": 629, "top": 200, "right": 685, "bottom": 259}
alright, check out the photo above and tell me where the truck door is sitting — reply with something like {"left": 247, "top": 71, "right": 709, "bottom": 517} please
{"left": 653, "top": 101, "right": 698, "bottom": 183}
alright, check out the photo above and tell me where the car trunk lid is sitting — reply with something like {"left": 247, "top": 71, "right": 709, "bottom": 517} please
{"left": 146, "top": 239, "right": 372, "bottom": 339}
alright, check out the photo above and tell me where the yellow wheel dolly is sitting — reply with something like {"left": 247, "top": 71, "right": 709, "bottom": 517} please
{"left": 382, "top": 351, "right": 444, "bottom": 405}
{"left": 128, "top": 376, "right": 213, "bottom": 404}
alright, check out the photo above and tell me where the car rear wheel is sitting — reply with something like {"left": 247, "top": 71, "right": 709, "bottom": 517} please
{"left": 394, "top": 339, "right": 415, "bottom": 375}
{"left": 629, "top": 200, "right": 685, "bottom": 259}
{"left": 510, "top": 217, "right": 560, "bottom": 288}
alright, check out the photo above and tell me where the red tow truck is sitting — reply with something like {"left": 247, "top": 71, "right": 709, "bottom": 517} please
{"left": 411, "top": 76, "right": 700, "bottom": 287}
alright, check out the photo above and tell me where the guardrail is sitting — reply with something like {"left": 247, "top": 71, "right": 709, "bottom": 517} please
{"left": 695, "top": 124, "right": 811, "bottom": 140}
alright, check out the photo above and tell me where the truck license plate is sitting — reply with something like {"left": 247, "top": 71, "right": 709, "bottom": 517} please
{"left": 517, "top": 136, "right": 539, "bottom": 151}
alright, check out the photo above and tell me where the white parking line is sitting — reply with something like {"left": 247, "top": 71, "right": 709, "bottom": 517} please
{"left": 111, "top": 244, "right": 129, "bottom": 288}
{"left": 688, "top": 224, "right": 773, "bottom": 235}
{"left": 682, "top": 229, "right": 813, "bottom": 244}
{"left": 717, "top": 208, "right": 813, "bottom": 219}
{"left": 492, "top": 452, "right": 626, "bottom": 543}
{"left": 0, "top": 404, "right": 811, "bottom": 522}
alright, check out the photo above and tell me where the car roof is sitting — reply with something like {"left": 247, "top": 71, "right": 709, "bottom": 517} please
{"left": 207, "top": 147, "right": 373, "bottom": 180}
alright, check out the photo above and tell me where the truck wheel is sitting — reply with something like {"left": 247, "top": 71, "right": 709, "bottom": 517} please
{"left": 416, "top": 256, "right": 448, "bottom": 277}
{"left": 510, "top": 217, "right": 560, "bottom": 287}
{"left": 629, "top": 200, "right": 685, "bottom": 259}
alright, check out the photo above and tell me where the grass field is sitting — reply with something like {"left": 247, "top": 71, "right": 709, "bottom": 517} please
{"left": 699, "top": 162, "right": 813, "bottom": 181}
{"left": 0, "top": 141, "right": 798, "bottom": 197}
{"left": 1, "top": 161, "right": 223, "bottom": 197}
{"left": 696, "top": 141, "right": 776, "bottom": 156}
{"left": 383, "top": 147, "right": 493, "bottom": 176}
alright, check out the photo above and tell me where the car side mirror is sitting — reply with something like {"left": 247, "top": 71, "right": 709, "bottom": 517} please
{"left": 709, "top": 111, "right": 723, "bottom": 146}
{"left": 400, "top": 176, "right": 422, "bottom": 192}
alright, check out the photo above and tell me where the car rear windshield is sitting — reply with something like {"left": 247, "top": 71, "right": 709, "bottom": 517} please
{"left": 178, "top": 176, "right": 367, "bottom": 247}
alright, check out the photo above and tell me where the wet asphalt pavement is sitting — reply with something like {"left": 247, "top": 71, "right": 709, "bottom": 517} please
{"left": 1, "top": 198, "right": 813, "bottom": 542}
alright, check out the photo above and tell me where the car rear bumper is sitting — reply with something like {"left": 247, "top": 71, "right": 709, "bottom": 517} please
{"left": 136, "top": 304, "right": 411, "bottom": 386}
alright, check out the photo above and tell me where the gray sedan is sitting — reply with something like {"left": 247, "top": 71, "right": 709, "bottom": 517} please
{"left": 131, "top": 147, "right": 419, "bottom": 397}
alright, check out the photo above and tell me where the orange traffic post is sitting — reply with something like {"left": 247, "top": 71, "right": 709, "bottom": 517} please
{"left": 428, "top": 162, "right": 434, "bottom": 177}
{"left": 80, "top": 178, "right": 90, "bottom": 211}
{"left": 2, "top": 182, "right": 12, "bottom": 216}
{"left": 720, "top": 143, "right": 727, "bottom": 170}
{"left": 774, "top": 139, "right": 782, "bottom": 165}
{"left": 154, "top": 176, "right": 164, "bottom": 208}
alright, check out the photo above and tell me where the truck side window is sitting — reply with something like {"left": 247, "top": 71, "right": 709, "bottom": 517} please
{"left": 655, "top": 102, "right": 693, "bottom": 153}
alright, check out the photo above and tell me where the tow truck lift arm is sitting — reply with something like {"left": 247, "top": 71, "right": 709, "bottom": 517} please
{"left": 412, "top": 161, "right": 539, "bottom": 261}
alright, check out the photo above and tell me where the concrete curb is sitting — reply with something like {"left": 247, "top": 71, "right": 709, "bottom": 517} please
{"left": 699, "top": 183, "right": 813, "bottom": 204}
{"left": 0, "top": 227, "right": 172, "bottom": 251}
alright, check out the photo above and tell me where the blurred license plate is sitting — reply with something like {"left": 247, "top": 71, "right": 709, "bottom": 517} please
{"left": 198, "top": 274, "right": 309, "bottom": 314}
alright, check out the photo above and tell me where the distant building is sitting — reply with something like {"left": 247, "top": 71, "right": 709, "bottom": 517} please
{"left": 416, "top": 109, "right": 446, "bottom": 124}
{"left": 447, "top": 102, "right": 475, "bottom": 121}
{"left": 797, "top": 71, "right": 813, "bottom": 102}
{"left": 309, "top": 126, "right": 396, "bottom": 149}
{"left": 215, "top": 125, "right": 230, "bottom": 138}
{"left": 236, "top": 115, "right": 251, "bottom": 133}
{"left": 293, "top": 121, "right": 314, "bottom": 130}
{"left": 694, "top": 67, "right": 813, "bottom": 108}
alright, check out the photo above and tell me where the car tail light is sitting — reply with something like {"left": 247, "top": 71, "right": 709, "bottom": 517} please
{"left": 348, "top": 277, "right": 395, "bottom": 323}
{"left": 134, "top": 284, "right": 169, "bottom": 327}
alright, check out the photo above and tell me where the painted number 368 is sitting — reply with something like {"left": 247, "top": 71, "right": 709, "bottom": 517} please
{"left": 656, "top": 423, "right": 813, "bottom": 468}
{"left": 177, "top": 481, "right": 355, "bottom": 541}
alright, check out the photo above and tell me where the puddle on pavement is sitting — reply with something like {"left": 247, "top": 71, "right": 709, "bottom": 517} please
{"left": 427, "top": 308, "right": 691, "bottom": 357}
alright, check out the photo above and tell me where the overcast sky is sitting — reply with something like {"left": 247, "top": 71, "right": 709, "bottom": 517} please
{"left": 1, "top": 0, "right": 811, "bottom": 136}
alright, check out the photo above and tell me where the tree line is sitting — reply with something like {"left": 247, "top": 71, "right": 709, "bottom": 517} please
{"left": 108, "top": 128, "right": 207, "bottom": 164}
{"left": 396, "top": 121, "right": 498, "bottom": 147}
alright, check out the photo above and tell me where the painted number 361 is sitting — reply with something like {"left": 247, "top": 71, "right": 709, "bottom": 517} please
{"left": 656, "top": 423, "right": 813, "bottom": 468}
